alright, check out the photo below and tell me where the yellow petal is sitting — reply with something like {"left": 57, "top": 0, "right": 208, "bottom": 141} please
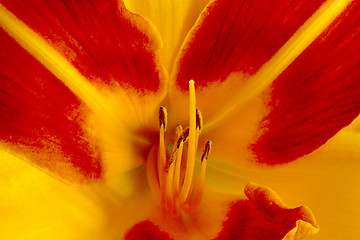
{"left": 206, "top": 117, "right": 360, "bottom": 239}
{"left": 123, "top": 0, "right": 209, "bottom": 71}
{"left": 0, "top": 149, "right": 104, "bottom": 239}
{"left": 0, "top": 148, "right": 161, "bottom": 239}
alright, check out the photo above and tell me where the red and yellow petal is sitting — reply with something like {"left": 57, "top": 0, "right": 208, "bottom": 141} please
{"left": 214, "top": 183, "right": 318, "bottom": 240}
{"left": 173, "top": 0, "right": 326, "bottom": 90}
{"left": 124, "top": 183, "right": 318, "bottom": 240}
{"left": 206, "top": 120, "right": 360, "bottom": 239}
{"left": 1, "top": 0, "right": 163, "bottom": 92}
{"left": 251, "top": 1, "right": 360, "bottom": 164}
{"left": 0, "top": 0, "right": 167, "bottom": 181}
{"left": 169, "top": 0, "right": 359, "bottom": 166}
{"left": 0, "top": 30, "right": 101, "bottom": 182}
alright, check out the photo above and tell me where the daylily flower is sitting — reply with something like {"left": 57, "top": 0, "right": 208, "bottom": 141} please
{"left": 0, "top": 0, "right": 359, "bottom": 239}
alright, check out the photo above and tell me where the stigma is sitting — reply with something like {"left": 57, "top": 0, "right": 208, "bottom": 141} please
{"left": 146, "top": 80, "right": 212, "bottom": 217}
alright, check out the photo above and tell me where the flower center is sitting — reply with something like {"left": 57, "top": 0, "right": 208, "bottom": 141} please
{"left": 146, "top": 80, "right": 212, "bottom": 217}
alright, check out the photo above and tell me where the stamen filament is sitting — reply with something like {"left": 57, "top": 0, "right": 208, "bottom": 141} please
{"left": 180, "top": 80, "right": 197, "bottom": 204}
{"left": 165, "top": 159, "right": 175, "bottom": 211}
{"left": 165, "top": 125, "right": 183, "bottom": 212}
{"left": 182, "top": 141, "right": 211, "bottom": 213}
{"left": 172, "top": 143, "right": 183, "bottom": 217}
{"left": 172, "top": 128, "right": 188, "bottom": 216}
{"left": 158, "top": 107, "right": 167, "bottom": 181}
{"left": 158, "top": 106, "right": 167, "bottom": 207}
{"left": 146, "top": 147, "right": 160, "bottom": 204}
{"left": 173, "top": 126, "right": 185, "bottom": 197}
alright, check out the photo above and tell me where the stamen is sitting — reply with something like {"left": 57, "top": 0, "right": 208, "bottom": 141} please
{"left": 146, "top": 147, "right": 160, "bottom": 204}
{"left": 195, "top": 109, "right": 203, "bottom": 156}
{"left": 165, "top": 125, "right": 183, "bottom": 212}
{"left": 182, "top": 140, "right": 211, "bottom": 213}
{"left": 179, "top": 128, "right": 189, "bottom": 146}
{"left": 172, "top": 127, "right": 188, "bottom": 216}
{"left": 159, "top": 106, "right": 167, "bottom": 131}
{"left": 165, "top": 159, "right": 175, "bottom": 211}
{"left": 158, "top": 106, "right": 167, "bottom": 206}
{"left": 150, "top": 81, "right": 212, "bottom": 216}
{"left": 196, "top": 109, "right": 203, "bottom": 133}
{"left": 180, "top": 80, "right": 197, "bottom": 204}
{"left": 201, "top": 140, "right": 211, "bottom": 163}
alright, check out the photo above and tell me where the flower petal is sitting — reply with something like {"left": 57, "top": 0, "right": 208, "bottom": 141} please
{"left": 1, "top": 0, "right": 163, "bottom": 92}
{"left": 251, "top": 1, "right": 360, "bottom": 164}
{"left": 0, "top": 0, "right": 167, "bottom": 180}
{"left": 0, "top": 0, "right": 166, "bottom": 130}
{"left": 206, "top": 116, "right": 360, "bottom": 239}
{"left": 0, "top": 30, "right": 101, "bottom": 182}
{"left": 125, "top": 221, "right": 173, "bottom": 240}
{"left": 124, "top": 183, "right": 318, "bottom": 240}
{"left": 214, "top": 183, "right": 318, "bottom": 240}
{"left": 169, "top": 0, "right": 359, "bottom": 166}
{"left": 0, "top": 149, "right": 105, "bottom": 239}
{"left": 173, "top": 0, "right": 327, "bottom": 90}
{"left": 123, "top": 0, "right": 210, "bottom": 70}
{"left": 1, "top": 147, "right": 162, "bottom": 239}
{"left": 169, "top": 0, "right": 347, "bottom": 126}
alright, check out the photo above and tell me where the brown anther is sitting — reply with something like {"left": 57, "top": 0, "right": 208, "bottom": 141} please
{"left": 181, "top": 128, "right": 190, "bottom": 143}
{"left": 177, "top": 128, "right": 189, "bottom": 148}
{"left": 159, "top": 106, "right": 167, "bottom": 131}
{"left": 201, "top": 140, "right": 212, "bottom": 163}
{"left": 196, "top": 109, "right": 203, "bottom": 132}
{"left": 165, "top": 157, "right": 175, "bottom": 173}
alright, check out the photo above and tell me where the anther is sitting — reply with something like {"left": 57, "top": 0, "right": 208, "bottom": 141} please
{"left": 159, "top": 106, "right": 167, "bottom": 131}
{"left": 195, "top": 109, "right": 202, "bottom": 155}
{"left": 177, "top": 127, "right": 189, "bottom": 148}
{"left": 201, "top": 140, "right": 211, "bottom": 163}
{"left": 196, "top": 109, "right": 203, "bottom": 133}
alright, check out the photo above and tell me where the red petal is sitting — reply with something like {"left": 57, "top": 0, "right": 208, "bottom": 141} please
{"left": 214, "top": 183, "right": 318, "bottom": 240}
{"left": 251, "top": 1, "right": 360, "bottom": 165}
{"left": 0, "top": 30, "right": 101, "bottom": 182}
{"left": 174, "top": 0, "right": 326, "bottom": 90}
{"left": 121, "top": 183, "right": 318, "bottom": 239}
{"left": 125, "top": 220, "right": 173, "bottom": 240}
{"left": 1, "top": 0, "right": 161, "bottom": 92}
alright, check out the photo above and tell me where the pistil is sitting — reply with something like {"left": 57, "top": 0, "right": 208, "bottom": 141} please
{"left": 180, "top": 80, "right": 197, "bottom": 204}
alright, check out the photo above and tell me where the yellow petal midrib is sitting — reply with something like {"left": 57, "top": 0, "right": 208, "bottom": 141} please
{"left": 201, "top": 0, "right": 353, "bottom": 130}
{"left": 0, "top": 4, "right": 116, "bottom": 124}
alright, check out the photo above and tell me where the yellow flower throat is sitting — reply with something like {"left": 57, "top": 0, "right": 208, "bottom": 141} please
{"left": 146, "top": 80, "right": 212, "bottom": 217}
